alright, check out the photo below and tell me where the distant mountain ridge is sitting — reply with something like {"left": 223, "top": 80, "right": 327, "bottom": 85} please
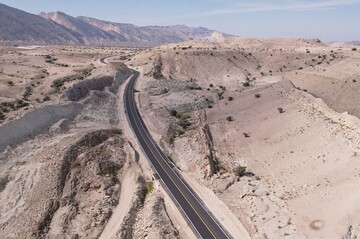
{"left": 77, "top": 16, "right": 218, "bottom": 44}
{"left": 327, "top": 41, "right": 360, "bottom": 47}
{"left": 0, "top": 4, "right": 82, "bottom": 44}
{"left": 0, "top": 3, "right": 225, "bottom": 45}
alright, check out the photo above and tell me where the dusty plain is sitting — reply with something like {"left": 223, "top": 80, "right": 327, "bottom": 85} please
{"left": 1, "top": 36, "right": 360, "bottom": 239}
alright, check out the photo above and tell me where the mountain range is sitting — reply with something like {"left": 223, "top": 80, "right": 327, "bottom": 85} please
{"left": 0, "top": 3, "right": 224, "bottom": 46}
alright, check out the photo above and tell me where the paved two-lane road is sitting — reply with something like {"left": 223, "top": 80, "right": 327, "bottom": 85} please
{"left": 124, "top": 72, "right": 231, "bottom": 239}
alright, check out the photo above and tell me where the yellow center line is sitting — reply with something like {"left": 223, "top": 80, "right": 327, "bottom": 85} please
{"left": 126, "top": 81, "right": 219, "bottom": 239}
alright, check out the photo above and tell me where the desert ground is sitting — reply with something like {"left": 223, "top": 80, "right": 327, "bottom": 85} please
{"left": 128, "top": 36, "right": 360, "bottom": 239}
{"left": 1, "top": 36, "right": 360, "bottom": 239}
{"left": 0, "top": 45, "right": 188, "bottom": 239}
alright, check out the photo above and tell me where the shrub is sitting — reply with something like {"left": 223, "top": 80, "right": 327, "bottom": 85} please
{"left": 175, "top": 112, "right": 192, "bottom": 129}
{"left": 143, "top": 181, "right": 154, "bottom": 198}
{"left": 1, "top": 106, "right": 9, "bottom": 113}
{"left": 351, "top": 48, "right": 357, "bottom": 51}
{"left": 179, "top": 119, "right": 192, "bottom": 129}
{"left": 234, "top": 166, "right": 247, "bottom": 177}
{"left": 7, "top": 81, "right": 14, "bottom": 86}
{"left": 15, "top": 161, "right": 27, "bottom": 166}
{"left": 0, "top": 111, "right": 5, "bottom": 120}
{"left": 176, "top": 112, "right": 190, "bottom": 120}
{"left": 51, "top": 79, "right": 65, "bottom": 88}
{"left": 43, "top": 95, "right": 51, "bottom": 101}
{"left": 16, "top": 99, "right": 28, "bottom": 108}
{"left": 226, "top": 116, "right": 234, "bottom": 122}
{"left": 243, "top": 82, "right": 250, "bottom": 87}
{"left": 187, "top": 83, "right": 202, "bottom": 90}
{"left": 255, "top": 93, "right": 261, "bottom": 98}
{"left": 277, "top": 107, "right": 285, "bottom": 113}
{"left": 217, "top": 91, "right": 224, "bottom": 100}
{"left": 219, "top": 85, "right": 226, "bottom": 91}
{"left": 170, "top": 109, "right": 177, "bottom": 116}
{"left": 23, "top": 86, "right": 32, "bottom": 100}
{"left": 228, "top": 96, "right": 234, "bottom": 101}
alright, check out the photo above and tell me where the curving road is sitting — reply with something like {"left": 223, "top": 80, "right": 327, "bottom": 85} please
{"left": 124, "top": 71, "right": 231, "bottom": 239}
{"left": 100, "top": 56, "right": 111, "bottom": 64}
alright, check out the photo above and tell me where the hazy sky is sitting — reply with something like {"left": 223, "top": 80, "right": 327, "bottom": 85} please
{"left": 1, "top": 0, "right": 360, "bottom": 42}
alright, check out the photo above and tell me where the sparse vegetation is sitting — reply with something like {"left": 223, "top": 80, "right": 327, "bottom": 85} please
{"left": 234, "top": 165, "right": 247, "bottom": 177}
{"left": 23, "top": 86, "right": 32, "bottom": 100}
{"left": 15, "top": 161, "right": 27, "bottom": 167}
{"left": 219, "top": 85, "right": 226, "bottom": 91}
{"left": 0, "top": 111, "right": 5, "bottom": 121}
{"left": 143, "top": 181, "right": 154, "bottom": 198}
{"left": 43, "top": 95, "right": 51, "bottom": 102}
{"left": 188, "top": 85, "right": 202, "bottom": 90}
{"left": 217, "top": 91, "right": 225, "bottom": 100}
{"left": 171, "top": 111, "right": 192, "bottom": 130}
{"left": 170, "top": 109, "right": 178, "bottom": 116}
{"left": 51, "top": 79, "right": 65, "bottom": 88}
{"left": 226, "top": 116, "right": 234, "bottom": 122}
{"left": 243, "top": 82, "right": 250, "bottom": 87}
{"left": 178, "top": 113, "right": 192, "bottom": 129}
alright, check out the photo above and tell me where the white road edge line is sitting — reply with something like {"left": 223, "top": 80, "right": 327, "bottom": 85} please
{"left": 123, "top": 73, "right": 203, "bottom": 239}
{"left": 128, "top": 72, "right": 231, "bottom": 239}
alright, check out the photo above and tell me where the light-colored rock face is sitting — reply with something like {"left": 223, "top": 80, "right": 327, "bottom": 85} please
{"left": 206, "top": 32, "right": 227, "bottom": 43}
{"left": 40, "top": 12, "right": 77, "bottom": 32}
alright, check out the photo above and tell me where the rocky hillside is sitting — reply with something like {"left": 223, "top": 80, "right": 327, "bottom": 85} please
{"left": 0, "top": 3, "right": 82, "bottom": 44}
{"left": 78, "top": 16, "right": 219, "bottom": 44}
{"left": 39, "top": 11, "right": 120, "bottom": 45}
{"left": 0, "top": 3, "right": 224, "bottom": 45}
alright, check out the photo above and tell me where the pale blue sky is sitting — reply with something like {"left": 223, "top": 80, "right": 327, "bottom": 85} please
{"left": 1, "top": 0, "right": 360, "bottom": 42}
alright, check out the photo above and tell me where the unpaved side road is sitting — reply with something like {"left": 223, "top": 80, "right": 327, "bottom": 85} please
{"left": 99, "top": 152, "right": 139, "bottom": 239}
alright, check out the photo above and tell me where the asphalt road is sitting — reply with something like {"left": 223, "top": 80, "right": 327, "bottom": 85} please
{"left": 100, "top": 56, "right": 111, "bottom": 64}
{"left": 124, "top": 71, "right": 231, "bottom": 239}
